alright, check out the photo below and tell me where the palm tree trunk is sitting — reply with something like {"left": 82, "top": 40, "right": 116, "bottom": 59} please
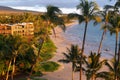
{"left": 52, "top": 27, "right": 56, "bottom": 38}
{"left": 118, "top": 33, "right": 120, "bottom": 62}
{"left": 72, "top": 63, "right": 75, "bottom": 80}
{"left": 6, "top": 60, "right": 12, "bottom": 80}
{"left": 11, "top": 56, "right": 16, "bottom": 80}
{"left": 91, "top": 74, "right": 95, "bottom": 80}
{"left": 117, "top": 33, "right": 120, "bottom": 80}
{"left": 80, "top": 21, "right": 88, "bottom": 80}
{"left": 115, "top": 32, "right": 119, "bottom": 80}
{"left": 29, "top": 39, "right": 44, "bottom": 76}
{"left": 97, "top": 30, "right": 106, "bottom": 54}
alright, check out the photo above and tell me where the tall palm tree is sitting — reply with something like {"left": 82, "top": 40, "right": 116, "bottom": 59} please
{"left": 68, "top": 0, "right": 99, "bottom": 80}
{"left": 107, "top": 13, "right": 120, "bottom": 80}
{"left": 29, "top": 24, "right": 48, "bottom": 76}
{"left": 41, "top": 5, "right": 65, "bottom": 38}
{"left": 104, "top": 1, "right": 120, "bottom": 79}
{"left": 59, "top": 44, "right": 81, "bottom": 80}
{"left": 82, "top": 52, "right": 106, "bottom": 80}
{"left": 94, "top": 8, "right": 109, "bottom": 54}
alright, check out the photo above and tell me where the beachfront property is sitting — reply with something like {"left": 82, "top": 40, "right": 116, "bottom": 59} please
{"left": 0, "top": 23, "right": 34, "bottom": 38}
{"left": 0, "top": 24, "right": 11, "bottom": 35}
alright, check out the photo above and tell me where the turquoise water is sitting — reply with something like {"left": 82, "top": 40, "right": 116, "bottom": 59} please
{"left": 64, "top": 21, "right": 116, "bottom": 59}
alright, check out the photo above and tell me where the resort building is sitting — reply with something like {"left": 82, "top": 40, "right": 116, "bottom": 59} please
{"left": 11, "top": 23, "right": 34, "bottom": 38}
{"left": 0, "top": 23, "right": 34, "bottom": 38}
{"left": 0, "top": 24, "right": 11, "bottom": 35}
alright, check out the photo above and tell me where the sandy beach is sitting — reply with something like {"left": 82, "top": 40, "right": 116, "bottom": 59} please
{"left": 41, "top": 21, "right": 110, "bottom": 80}
{"left": 41, "top": 22, "right": 86, "bottom": 80}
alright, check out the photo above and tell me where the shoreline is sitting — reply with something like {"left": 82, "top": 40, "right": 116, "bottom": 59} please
{"left": 41, "top": 21, "right": 83, "bottom": 80}
{"left": 41, "top": 21, "right": 109, "bottom": 80}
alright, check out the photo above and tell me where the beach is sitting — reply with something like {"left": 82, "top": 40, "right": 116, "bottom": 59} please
{"left": 41, "top": 21, "right": 86, "bottom": 80}
{"left": 41, "top": 21, "right": 111, "bottom": 80}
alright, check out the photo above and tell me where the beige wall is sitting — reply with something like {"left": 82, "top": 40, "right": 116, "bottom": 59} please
{"left": 11, "top": 23, "right": 34, "bottom": 37}
{"left": 0, "top": 23, "right": 34, "bottom": 38}
{"left": 0, "top": 24, "right": 11, "bottom": 35}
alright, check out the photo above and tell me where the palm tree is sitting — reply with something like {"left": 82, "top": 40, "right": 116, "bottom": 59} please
{"left": 4, "top": 35, "right": 29, "bottom": 80}
{"left": 0, "top": 35, "right": 13, "bottom": 80}
{"left": 94, "top": 8, "right": 110, "bottom": 54}
{"left": 29, "top": 22, "right": 49, "bottom": 76}
{"left": 59, "top": 44, "right": 81, "bottom": 80}
{"left": 106, "top": 13, "right": 120, "bottom": 80}
{"left": 104, "top": 59, "right": 120, "bottom": 80}
{"left": 82, "top": 52, "right": 106, "bottom": 80}
{"left": 104, "top": 1, "right": 120, "bottom": 79}
{"left": 68, "top": 0, "right": 99, "bottom": 80}
{"left": 41, "top": 5, "right": 65, "bottom": 38}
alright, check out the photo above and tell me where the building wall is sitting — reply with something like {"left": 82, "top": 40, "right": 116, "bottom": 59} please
{"left": 0, "top": 24, "right": 11, "bottom": 35}
{"left": 11, "top": 23, "right": 34, "bottom": 36}
{"left": 0, "top": 23, "right": 34, "bottom": 38}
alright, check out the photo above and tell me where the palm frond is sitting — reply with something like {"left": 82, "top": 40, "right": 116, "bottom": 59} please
{"left": 78, "top": 15, "right": 85, "bottom": 23}
{"left": 96, "top": 72, "right": 113, "bottom": 80}
{"left": 104, "top": 5, "right": 114, "bottom": 10}
{"left": 58, "top": 59, "right": 70, "bottom": 63}
{"left": 47, "top": 5, "right": 62, "bottom": 16}
{"left": 115, "top": 1, "right": 120, "bottom": 7}
{"left": 105, "top": 61, "right": 114, "bottom": 72}
{"left": 62, "top": 52, "right": 70, "bottom": 60}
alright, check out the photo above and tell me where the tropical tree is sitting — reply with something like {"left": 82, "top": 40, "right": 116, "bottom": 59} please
{"left": 106, "top": 12, "right": 120, "bottom": 79}
{"left": 16, "top": 46, "right": 36, "bottom": 72}
{"left": 104, "top": 59, "right": 120, "bottom": 80}
{"left": 59, "top": 44, "right": 81, "bottom": 80}
{"left": 4, "top": 35, "right": 30, "bottom": 80}
{"left": 94, "top": 8, "right": 110, "bottom": 54}
{"left": 0, "top": 35, "right": 12, "bottom": 80}
{"left": 41, "top": 5, "right": 65, "bottom": 38}
{"left": 104, "top": 1, "right": 120, "bottom": 79}
{"left": 29, "top": 22, "right": 49, "bottom": 76}
{"left": 82, "top": 52, "right": 106, "bottom": 80}
{"left": 68, "top": 0, "right": 99, "bottom": 80}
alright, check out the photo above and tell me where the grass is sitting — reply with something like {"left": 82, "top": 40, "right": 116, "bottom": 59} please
{"left": 39, "top": 61, "right": 60, "bottom": 72}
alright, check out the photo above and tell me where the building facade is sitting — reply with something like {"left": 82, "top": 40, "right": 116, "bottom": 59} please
{"left": 0, "top": 23, "right": 34, "bottom": 38}
{"left": 0, "top": 24, "right": 11, "bottom": 35}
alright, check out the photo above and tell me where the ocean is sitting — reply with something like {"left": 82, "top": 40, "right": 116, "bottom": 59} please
{"left": 63, "top": 21, "right": 116, "bottom": 59}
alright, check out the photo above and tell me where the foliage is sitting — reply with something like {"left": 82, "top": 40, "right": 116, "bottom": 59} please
{"left": 82, "top": 52, "right": 107, "bottom": 80}
{"left": 41, "top": 5, "right": 65, "bottom": 38}
{"left": 35, "top": 61, "right": 60, "bottom": 72}
{"left": 59, "top": 44, "right": 81, "bottom": 80}
{"left": 102, "top": 59, "right": 120, "bottom": 80}
{"left": 40, "top": 39, "right": 56, "bottom": 61}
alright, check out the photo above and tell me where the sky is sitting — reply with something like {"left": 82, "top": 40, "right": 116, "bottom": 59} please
{"left": 0, "top": 0, "right": 116, "bottom": 14}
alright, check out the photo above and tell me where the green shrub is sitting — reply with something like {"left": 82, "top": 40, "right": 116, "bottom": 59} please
{"left": 39, "top": 61, "right": 60, "bottom": 72}
{"left": 40, "top": 53, "right": 54, "bottom": 61}
{"left": 40, "top": 39, "right": 56, "bottom": 61}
